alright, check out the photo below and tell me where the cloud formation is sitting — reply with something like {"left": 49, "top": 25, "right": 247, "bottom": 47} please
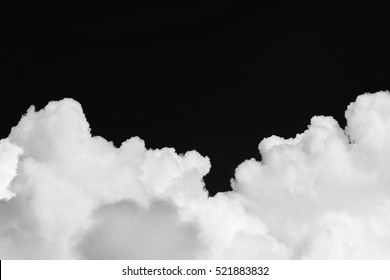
{"left": 1, "top": 91, "right": 390, "bottom": 259}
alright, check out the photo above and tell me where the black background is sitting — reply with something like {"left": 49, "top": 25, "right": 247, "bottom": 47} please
{"left": 2, "top": 1, "right": 390, "bottom": 195}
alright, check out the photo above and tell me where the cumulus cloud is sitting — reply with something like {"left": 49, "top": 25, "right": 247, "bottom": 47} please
{"left": 0, "top": 139, "right": 21, "bottom": 200}
{"left": 1, "top": 91, "right": 390, "bottom": 259}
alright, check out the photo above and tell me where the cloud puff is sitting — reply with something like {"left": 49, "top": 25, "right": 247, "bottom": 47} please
{"left": 0, "top": 139, "right": 21, "bottom": 200}
{"left": 1, "top": 91, "right": 390, "bottom": 259}
{"left": 233, "top": 91, "right": 390, "bottom": 259}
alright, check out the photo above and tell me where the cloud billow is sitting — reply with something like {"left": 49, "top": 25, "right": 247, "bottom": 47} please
{"left": 1, "top": 91, "right": 390, "bottom": 259}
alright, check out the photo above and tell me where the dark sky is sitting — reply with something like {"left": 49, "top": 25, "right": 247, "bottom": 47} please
{"left": 2, "top": 1, "right": 390, "bottom": 195}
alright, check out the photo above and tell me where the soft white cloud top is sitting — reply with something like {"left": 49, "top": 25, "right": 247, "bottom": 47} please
{"left": 1, "top": 91, "right": 390, "bottom": 259}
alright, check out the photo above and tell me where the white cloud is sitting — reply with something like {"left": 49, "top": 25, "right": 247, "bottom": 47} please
{"left": 1, "top": 91, "right": 390, "bottom": 259}
{"left": 0, "top": 139, "right": 21, "bottom": 200}
{"left": 233, "top": 91, "right": 390, "bottom": 259}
